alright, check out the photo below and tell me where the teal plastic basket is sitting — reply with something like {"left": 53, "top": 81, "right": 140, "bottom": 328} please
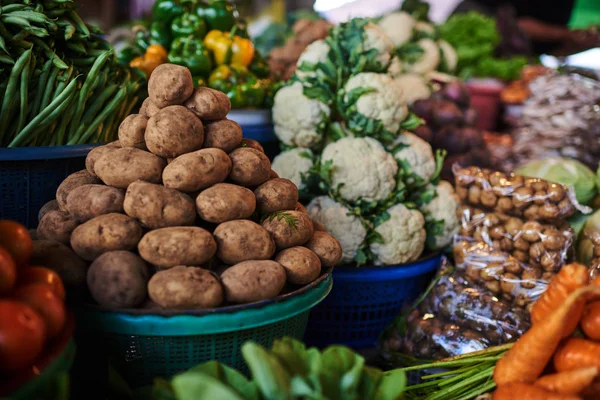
{"left": 76, "top": 272, "right": 332, "bottom": 388}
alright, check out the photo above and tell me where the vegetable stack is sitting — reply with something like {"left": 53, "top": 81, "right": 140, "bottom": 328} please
{"left": 0, "top": 0, "right": 143, "bottom": 147}
{"left": 34, "top": 64, "right": 343, "bottom": 311}
{"left": 271, "top": 17, "right": 460, "bottom": 267}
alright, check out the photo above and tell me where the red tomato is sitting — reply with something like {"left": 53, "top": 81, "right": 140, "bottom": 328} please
{"left": 0, "top": 300, "right": 46, "bottom": 372}
{"left": 0, "top": 220, "right": 32, "bottom": 266}
{"left": 0, "top": 247, "right": 16, "bottom": 295}
{"left": 18, "top": 266, "right": 66, "bottom": 300}
{"left": 14, "top": 284, "right": 66, "bottom": 339}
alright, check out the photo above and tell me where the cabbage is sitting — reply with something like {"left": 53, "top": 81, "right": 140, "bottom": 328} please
{"left": 577, "top": 209, "right": 600, "bottom": 265}
{"left": 516, "top": 157, "right": 598, "bottom": 205}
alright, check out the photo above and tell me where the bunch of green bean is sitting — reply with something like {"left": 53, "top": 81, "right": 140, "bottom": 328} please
{"left": 0, "top": 0, "right": 144, "bottom": 147}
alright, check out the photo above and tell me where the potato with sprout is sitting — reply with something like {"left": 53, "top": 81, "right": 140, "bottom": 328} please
{"left": 262, "top": 211, "right": 314, "bottom": 249}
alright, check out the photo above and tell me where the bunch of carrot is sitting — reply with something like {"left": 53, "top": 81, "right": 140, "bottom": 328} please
{"left": 493, "top": 263, "right": 600, "bottom": 399}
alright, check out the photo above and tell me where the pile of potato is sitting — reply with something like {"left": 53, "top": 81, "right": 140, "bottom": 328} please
{"left": 34, "top": 64, "right": 342, "bottom": 311}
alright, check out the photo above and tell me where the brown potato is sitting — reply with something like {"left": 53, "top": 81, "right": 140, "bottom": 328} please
{"left": 213, "top": 220, "right": 275, "bottom": 264}
{"left": 71, "top": 213, "right": 143, "bottom": 261}
{"left": 31, "top": 240, "right": 87, "bottom": 292}
{"left": 269, "top": 169, "right": 279, "bottom": 179}
{"left": 305, "top": 231, "right": 343, "bottom": 267}
{"left": 145, "top": 105, "right": 204, "bottom": 158}
{"left": 196, "top": 183, "right": 256, "bottom": 223}
{"left": 37, "top": 210, "right": 79, "bottom": 244}
{"left": 56, "top": 170, "right": 101, "bottom": 211}
{"left": 312, "top": 220, "right": 327, "bottom": 232}
{"left": 118, "top": 114, "right": 148, "bottom": 150}
{"left": 262, "top": 211, "right": 313, "bottom": 249}
{"left": 275, "top": 246, "right": 321, "bottom": 285}
{"left": 124, "top": 181, "right": 196, "bottom": 229}
{"left": 184, "top": 86, "right": 231, "bottom": 120}
{"left": 87, "top": 251, "right": 149, "bottom": 308}
{"left": 86, "top": 142, "right": 121, "bottom": 176}
{"left": 66, "top": 184, "right": 125, "bottom": 222}
{"left": 38, "top": 200, "right": 59, "bottom": 223}
{"left": 148, "top": 63, "right": 194, "bottom": 108}
{"left": 295, "top": 202, "right": 308, "bottom": 214}
{"left": 203, "top": 119, "right": 243, "bottom": 153}
{"left": 221, "top": 260, "right": 286, "bottom": 303}
{"left": 138, "top": 227, "right": 217, "bottom": 269}
{"left": 162, "top": 148, "right": 231, "bottom": 192}
{"left": 148, "top": 266, "right": 223, "bottom": 309}
{"left": 228, "top": 148, "right": 271, "bottom": 187}
{"left": 254, "top": 178, "right": 299, "bottom": 214}
{"left": 139, "top": 97, "right": 161, "bottom": 118}
{"left": 240, "top": 138, "right": 264, "bottom": 153}
{"left": 94, "top": 148, "right": 166, "bottom": 189}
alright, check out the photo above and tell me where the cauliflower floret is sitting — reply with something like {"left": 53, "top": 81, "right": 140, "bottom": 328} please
{"left": 408, "top": 39, "right": 441, "bottom": 75}
{"left": 415, "top": 21, "right": 435, "bottom": 35}
{"left": 322, "top": 137, "right": 398, "bottom": 202}
{"left": 392, "top": 132, "right": 436, "bottom": 182}
{"left": 394, "top": 74, "right": 431, "bottom": 104}
{"left": 420, "top": 180, "right": 460, "bottom": 249}
{"left": 343, "top": 72, "right": 408, "bottom": 134}
{"left": 296, "top": 39, "right": 330, "bottom": 79}
{"left": 388, "top": 56, "right": 404, "bottom": 78}
{"left": 273, "top": 82, "right": 330, "bottom": 148}
{"left": 438, "top": 40, "right": 457, "bottom": 72}
{"left": 271, "top": 148, "right": 314, "bottom": 190}
{"left": 370, "top": 204, "right": 426, "bottom": 265}
{"left": 307, "top": 196, "right": 367, "bottom": 264}
{"left": 378, "top": 12, "right": 415, "bottom": 47}
{"left": 363, "top": 22, "right": 394, "bottom": 69}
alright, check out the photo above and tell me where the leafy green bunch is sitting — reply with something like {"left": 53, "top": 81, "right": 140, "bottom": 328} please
{"left": 140, "top": 337, "right": 406, "bottom": 400}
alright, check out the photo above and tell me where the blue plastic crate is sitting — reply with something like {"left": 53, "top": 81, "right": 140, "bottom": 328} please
{"left": 305, "top": 254, "right": 443, "bottom": 349}
{"left": 0, "top": 144, "right": 99, "bottom": 228}
{"left": 229, "top": 109, "right": 279, "bottom": 160}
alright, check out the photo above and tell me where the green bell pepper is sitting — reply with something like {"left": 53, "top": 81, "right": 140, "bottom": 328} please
{"left": 152, "top": 0, "right": 185, "bottom": 22}
{"left": 135, "top": 27, "right": 151, "bottom": 50}
{"left": 208, "top": 65, "right": 266, "bottom": 108}
{"left": 248, "top": 51, "right": 269, "bottom": 78}
{"left": 171, "top": 11, "right": 207, "bottom": 39}
{"left": 169, "top": 36, "right": 213, "bottom": 77}
{"left": 149, "top": 21, "right": 172, "bottom": 49}
{"left": 196, "top": 0, "right": 236, "bottom": 32}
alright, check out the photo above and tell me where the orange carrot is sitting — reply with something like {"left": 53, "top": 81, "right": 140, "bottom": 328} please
{"left": 581, "top": 301, "right": 600, "bottom": 340}
{"left": 493, "top": 382, "right": 581, "bottom": 400}
{"left": 554, "top": 338, "right": 600, "bottom": 372}
{"left": 494, "top": 286, "right": 600, "bottom": 385}
{"left": 534, "top": 367, "right": 598, "bottom": 395}
{"left": 530, "top": 263, "right": 589, "bottom": 337}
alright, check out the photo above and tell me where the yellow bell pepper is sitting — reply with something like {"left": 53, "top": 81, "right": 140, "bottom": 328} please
{"left": 203, "top": 29, "right": 254, "bottom": 67}
{"left": 130, "top": 44, "right": 168, "bottom": 78}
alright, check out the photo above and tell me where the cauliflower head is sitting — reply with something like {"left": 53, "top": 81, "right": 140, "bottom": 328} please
{"left": 438, "top": 40, "right": 457, "bottom": 73}
{"left": 322, "top": 137, "right": 398, "bottom": 202}
{"left": 343, "top": 72, "right": 408, "bottom": 135}
{"left": 296, "top": 39, "right": 331, "bottom": 79}
{"left": 408, "top": 39, "right": 441, "bottom": 75}
{"left": 392, "top": 132, "right": 436, "bottom": 183}
{"left": 378, "top": 12, "right": 415, "bottom": 47}
{"left": 363, "top": 22, "right": 394, "bottom": 69}
{"left": 370, "top": 204, "right": 426, "bottom": 265}
{"left": 307, "top": 196, "right": 367, "bottom": 264}
{"left": 394, "top": 74, "right": 431, "bottom": 104}
{"left": 273, "top": 82, "right": 330, "bottom": 148}
{"left": 388, "top": 56, "right": 404, "bottom": 78}
{"left": 420, "top": 180, "right": 460, "bottom": 250}
{"left": 271, "top": 148, "right": 314, "bottom": 190}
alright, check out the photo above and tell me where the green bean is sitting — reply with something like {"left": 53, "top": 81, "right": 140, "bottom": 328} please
{"left": 8, "top": 75, "right": 79, "bottom": 147}
{"left": 0, "top": 54, "right": 14, "bottom": 64}
{"left": 63, "top": 23, "right": 75, "bottom": 40}
{"left": 1, "top": 4, "right": 28, "bottom": 13}
{"left": 0, "top": 35, "right": 8, "bottom": 55}
{"left": 7, "top": 11, "right": 51, "bottom": 25}
{"left": 70, "top": 57, "right": 95, "bottom": 67}
{"left": 74, "top": 83, "right": 118, "bottom": 139}
{"left": 0, "top": 48, "right": 30, "bottom": 142}
{"left": 75, "top": 86, "right": 127, "bottom": 145}
{"left": 52, "top": 64, "right": 73, "bottom": 98}
{"left": 66, "top": 41, "right": 86, "bottom": 54}
{"left": 1, "top": 15, "right": 31, "bottom": 28}
{"left": 29, "top": 59, "right": 50, "bottom": 120}
{"left": 53, "top": 94, "right": 77, "bottom": 145}
{"left": 17, "top": 53, "right": 30, "bottom": 133}
{"left": 68, "top": 10, "right": 89, "bottom": 37}
{"left": 40, "top": 63, "right": 59, "bottom": 110}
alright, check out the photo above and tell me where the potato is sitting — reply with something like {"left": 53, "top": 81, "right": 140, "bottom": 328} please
{"left": 305, "top": 231, "right": 343, "bottom": 267}
{"left": 29, "top": 229, "right": 38, "bottom": 240}
{"left": 118, "top": 114, "right": 148, "bottom": 150}
{"left": 269, "top": 169, "right": 279, "bottom": 179}
{"left": 138, "top": 227, "right": 217, "bottom": 269}
{"left": 94, "top": 148, "right": 166, "bottom": 189}
{"left": 66, "top": 184, "right": 125, "bottom": 222}
{"left": 312, "top": 220, "right": 327, "bottom": 232}
{"left": 148, "top": 63, "right": 194, "bottom": 108}
{"left": 71, "top": 213, "right": 143, "bottom": 261}
{"left": 145, "top": 105, "right": 204, "bottom": 158}
{"left": 86, "top": 142, "right": 121, "bottom": 176}
{"left": 196, "top": 183, "right": 256, "bottom": 223}
{"left": 163, "top": 148, "right": 231, "bottom": 192}
{"left": 241, "top": 138, "right": 264, "bottom": 153}
{"left": 228, "top": 148, "right": 271, "bottom": 187}
{"left": 87, "top": 251, "right": 149, "bottom": 308}
{"left": 38, "top": 200, "right": 59, "bottom": 223}
{"left": 124, "top": 181, "right": 196, "bottom": 229}
{"left": 221, "top": 260, "right": 286, "bottom": 303}
{"left": 37, "top": 210, "right": 78, "bottom": 244}
{"left": 254, "top": 179, "right": 299, "bottom": 214}
{"left": 139, "top": 97, "right": 161, "bottom": 118}
{"left": 262, "top": 211, "right": 313, "bottom": 249}
{"left": 31, "top": 240, "right": 87, "bottom": 291}
{"left": 148, "top": 266, "right": 223, "bottom": 309}
{"left": 213, "top": 220, "right": 275, "bottom": 264}
{"left": 56, "top": 170, "right": 101, "bottom": 211}
{"left": 295, "top": 202, "right": 308, "bottom": 214}
{"left": 275, "top": 246, "right": 321, "bottom": 285}
{"left": 203, "top": 119, "right": 242, "bottom": 153}
{"left": 184, "top": 86, "right": 231, "bottom": 120}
